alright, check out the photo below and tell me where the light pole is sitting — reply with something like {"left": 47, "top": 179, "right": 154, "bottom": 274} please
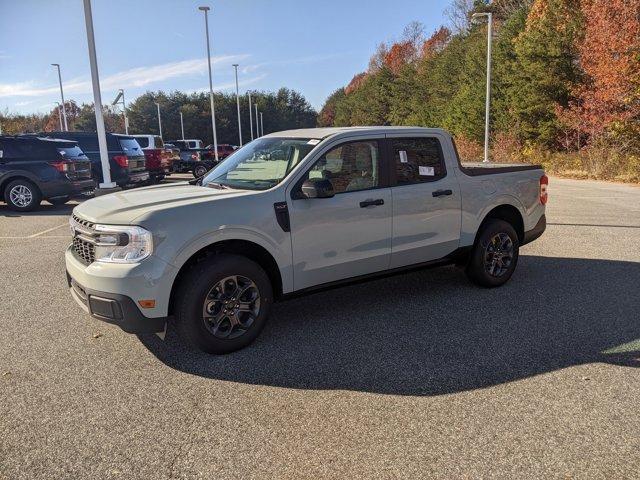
{"left": 51, "top": 63, "right": 68, "bottom": 131}
{"left": 472, "top": 12, "right": 493, "bottom": 163}
{"left": 255, "top": 104, "right": 259, "bottom": 138}
{"left": 199, "top": 6, "right": 219, "bottom": 161}
{"left": 82, "top": 0, "right": 116, "bottom": 192}
{"left": 111, "top": 89, "right": 128, "bottom": 134}
{"left": 54, "top": 102, "right": 63, "bottom": 130}
{"left": 260, "top": 112, "right": 264, "bottom": 137}
{"left": 155, "top": 102, "right": 163, "bottom": 139}
{"left": 233, "top": 64, "right": 242, "bottom": 146}
{"left": 248, "top": 93, "right": 254, "bottom": 141}
{"left": 179, "top": 111, "right": 185, "bottom": 140}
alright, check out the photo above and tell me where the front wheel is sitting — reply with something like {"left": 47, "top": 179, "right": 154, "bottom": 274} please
{"left": 174, "top": 254, "right": 273, "bottom": 354}
{"left": 466, "top": 219, "right": 520, "bottom": 288}
{"left": 193, "top": 165, "right": 208, "bottom": 178}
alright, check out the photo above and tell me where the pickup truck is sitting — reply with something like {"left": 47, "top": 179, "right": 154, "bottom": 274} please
{"left": 65, "top": 127, "right": 547, "bottom": 354}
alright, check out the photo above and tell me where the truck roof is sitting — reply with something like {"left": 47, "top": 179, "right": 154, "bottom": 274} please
{"left": 263, "top": 126, "right": 451, "bottom": 139}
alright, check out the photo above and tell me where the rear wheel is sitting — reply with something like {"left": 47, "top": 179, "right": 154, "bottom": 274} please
{"left": 48, "top": 196, "right": 71, "bottom": 206}
{"left": 466, "top": 219, "right": 519, "bottom": 288}
{"left": 174, "top": 254, "right": 273, "bottom": 354}
{"left": 4, "top": 179, "right": 42, "bottom": 212}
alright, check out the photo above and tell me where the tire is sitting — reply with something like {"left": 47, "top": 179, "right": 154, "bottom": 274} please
{"left": 193, "top": 165, "right": 208, "bottom": 178}
{"left": 48, "top": 196, "right": 71, "bottom": 206}
{"left": 174, "top": 254, "right": 273, "bottom": 354}
{"left": 466, "top": 219, "right": 520, "bottom": 288}
{"left": 4, "top": 179, "right": 42, "bottom": 212}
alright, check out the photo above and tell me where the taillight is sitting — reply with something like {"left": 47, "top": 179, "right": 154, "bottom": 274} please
{"left": 50, "top": 160, "right": 70, "bottom": 173}
{"left": 540, "top": 174, "right": 549, "bottom": 205}
{"left": 113, "top": 155, "right": 129, "bottom": 168}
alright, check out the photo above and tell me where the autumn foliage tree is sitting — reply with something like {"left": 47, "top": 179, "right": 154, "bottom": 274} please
{"left": 562, "top": 0, "right": 640, "bottom": 144}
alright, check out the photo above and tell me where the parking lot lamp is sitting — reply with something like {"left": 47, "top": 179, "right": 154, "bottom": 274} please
{"left": 51, "top": 63, "right": 68, "bottom": 131}
{"left": 248, "top": 93, "right": 254, "bottom": 141}
{"left": 260, "top": 112, "right": 264, "bottom": 137}
{"left": 199, "top": 6, "right": 219, "bottom": 162}
{"left": 471, "top": 12, "right": 493, "bottom": 163}
{"left": 54, "top": 102, "right": 63, "bottom": 130}
{"left": 155, "top": 102, "right": 163, "bottom": 139}
{"left": 82, "top": 0, "right": 116, "bottom": 191}
{"left": 255, "top": 104, "right": 259, "bottom": 137}
{"left": 179, "top": 111, "right": 185, "bottom": 140}
{"left": 233, "top": 64, "right": 242, "bottom": 146}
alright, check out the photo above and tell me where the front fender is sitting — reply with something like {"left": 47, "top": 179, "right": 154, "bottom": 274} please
{"left": 167, "top": 226, "right": 293, "bottom": 294}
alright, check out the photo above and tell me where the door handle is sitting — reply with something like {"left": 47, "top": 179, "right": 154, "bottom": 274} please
{"left": 360, "top": 199, "right": 384, "bottom": 208}
{"left": 432, "top": 189, "right": 453, "bottom": 197}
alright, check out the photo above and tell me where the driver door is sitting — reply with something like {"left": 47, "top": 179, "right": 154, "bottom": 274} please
{"left": 287, "top": 139, "right": 392, "bottom": 291}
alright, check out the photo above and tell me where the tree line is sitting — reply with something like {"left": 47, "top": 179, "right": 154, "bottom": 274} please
{"left": 0, "top": 87, "right": 317, "bottom": 146}
{"left": 318, "top": 0, "right": 640, "bottom": 182}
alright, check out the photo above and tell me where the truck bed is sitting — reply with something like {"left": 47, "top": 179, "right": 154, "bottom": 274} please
{"left": 459, "top": 162, "right": 543, "bottom": 176}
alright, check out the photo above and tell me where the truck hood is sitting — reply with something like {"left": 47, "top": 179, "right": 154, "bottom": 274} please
{"left": 73, "top": 182, "right": 249, "bottom": 225}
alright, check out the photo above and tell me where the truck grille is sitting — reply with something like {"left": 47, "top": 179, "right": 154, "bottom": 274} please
{"left": 71, "top": 214, "right": 96, "bottom": 265}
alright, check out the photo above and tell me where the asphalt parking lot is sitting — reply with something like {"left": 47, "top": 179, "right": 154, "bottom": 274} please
{"left": 1, "top": 175, "right": 639, "bottom": 479}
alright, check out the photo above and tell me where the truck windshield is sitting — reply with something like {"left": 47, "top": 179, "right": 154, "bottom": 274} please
{"left": 202, "top": 138, "right": 317, "bottom": 190}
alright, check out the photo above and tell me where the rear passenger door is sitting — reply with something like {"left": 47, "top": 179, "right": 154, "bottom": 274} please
{"left": 387, "top": 135, "right": 461, "bottom": 268}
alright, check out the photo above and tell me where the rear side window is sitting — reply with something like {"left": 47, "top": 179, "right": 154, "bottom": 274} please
{"left": 118, "top": 138, "right": 143, "bottom": 156}
{"left": 154, "top": 136, "right": 164, "bottom": 148}
{"left": 392, "top": 137, "right": 446, "bottom": 185}
{"left": 135, "top": 137, "right": 149, "bottom": 148}
{"left": 57, "top": 145, "right": 86, "bottom": 159}
{"left": 0, "top": 140, "right": 54, "bottom": 159}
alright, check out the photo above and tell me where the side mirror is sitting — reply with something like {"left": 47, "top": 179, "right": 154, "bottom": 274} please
{"left": 301, "top": 178, "right": 334, "bottom": 199}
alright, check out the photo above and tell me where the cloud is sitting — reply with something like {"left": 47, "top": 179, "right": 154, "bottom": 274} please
{"left": 0, "top": 54, "right": 250, "bottom": 98}
{"left": 185, "top": 73, "right": 268, "bottom": 94}
{"left": 240, "top": 52, "right": 347, "bottom": 75}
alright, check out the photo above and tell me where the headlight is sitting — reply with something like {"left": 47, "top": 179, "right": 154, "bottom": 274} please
{"left": 93, "top": 224, "right": 153, "bottom": 263}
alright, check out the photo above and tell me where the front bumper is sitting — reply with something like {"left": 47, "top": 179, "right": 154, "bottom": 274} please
{"left": 67, "top": 274, "right": 166, "bottom": 333}
{"left": 65, "top": 246, "right": 178, "bottom": 334}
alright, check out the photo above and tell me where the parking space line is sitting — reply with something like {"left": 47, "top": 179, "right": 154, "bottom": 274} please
{"left": 0, "top": 235, "right": 70, "bottom": 239}
{"left": 27, "top": 223, "right": 69, "bottom": 238}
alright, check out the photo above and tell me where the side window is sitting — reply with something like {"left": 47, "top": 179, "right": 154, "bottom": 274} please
{"left": 392, "top": 137, "right": 446, "bottom": 185}
{"left": 307, "top": 140, "right": 380, "bottom": 194}
{"left": 136, "top": 137, "right": 149, "bottom": 148}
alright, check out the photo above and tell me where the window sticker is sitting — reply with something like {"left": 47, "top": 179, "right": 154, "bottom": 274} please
{"left": 307, "top": 139, "right": 321, "bottom": 145}
{"left": 419, "top": 166, "right": 435, "bottom": 176}
{"left": 399, "top": 150, "right": 408, "bottom": 163}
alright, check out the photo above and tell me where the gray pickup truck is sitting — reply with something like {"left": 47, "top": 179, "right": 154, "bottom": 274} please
{"left": 66, "top": 127, "right": 547, "bottom": 354}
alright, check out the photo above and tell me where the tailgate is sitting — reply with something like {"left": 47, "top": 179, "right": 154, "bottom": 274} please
{"left": 127, "top": 155, "right": 147, "bottom": 172}
{"left": 67, "top": 158, "right": 92, "bottom": 180}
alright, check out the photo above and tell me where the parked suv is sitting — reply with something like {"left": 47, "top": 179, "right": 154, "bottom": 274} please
{"left": 131, "top": 135, "right": 173, "bottom": 183}
{"left": 0, "top": 135, "right": 94, "bottom": 211}
{"left": 44, "top": 132, "right": 149, "bottom": 187}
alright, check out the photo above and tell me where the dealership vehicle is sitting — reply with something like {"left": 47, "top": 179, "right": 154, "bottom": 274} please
{"left": 46, "top": 132, "right": 149, "bottom": 187}
{"left": 131, "top": 135, "right": 173, "bottom": 183}
{"left": 0, "top": 135, "right": 93, "bottom": 211}
{"left": 206, "top": 143, "right": 236, "bottom": 160}
{"left": 66, "top": 127, "right": 547, "bottom": 354}
{"left": 168, "top": 139, "right": 217, "bottom": 177}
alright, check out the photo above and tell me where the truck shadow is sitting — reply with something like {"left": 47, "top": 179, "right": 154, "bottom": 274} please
{"left": 139, "top": 255, "right": 640, "bottom": 396}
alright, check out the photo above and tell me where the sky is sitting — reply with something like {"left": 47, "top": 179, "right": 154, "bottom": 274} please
{"left": 0, "top": 0, "right": 451, "bottom": 115}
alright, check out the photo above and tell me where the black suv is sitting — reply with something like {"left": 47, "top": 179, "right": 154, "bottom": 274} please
{"left": 44, "top": 132, "right": 149, "bottom": 187}
{"left": 0, "top": 136, "right": 94, "bottom": 211}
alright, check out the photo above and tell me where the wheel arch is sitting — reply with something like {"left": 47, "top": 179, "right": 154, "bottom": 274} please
{"left": 477, "top": 204, "right": 525, "bottom": 243}
{"left": 167, "top": 239, "right": 284, "bottom": 317}
{"left": 0, "top": 174, "right": 43, "bottom": 199}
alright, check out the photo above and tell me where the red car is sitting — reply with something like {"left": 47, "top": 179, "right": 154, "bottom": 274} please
{"left": 133, "top": 135, "right": 174, "bottom": 183}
